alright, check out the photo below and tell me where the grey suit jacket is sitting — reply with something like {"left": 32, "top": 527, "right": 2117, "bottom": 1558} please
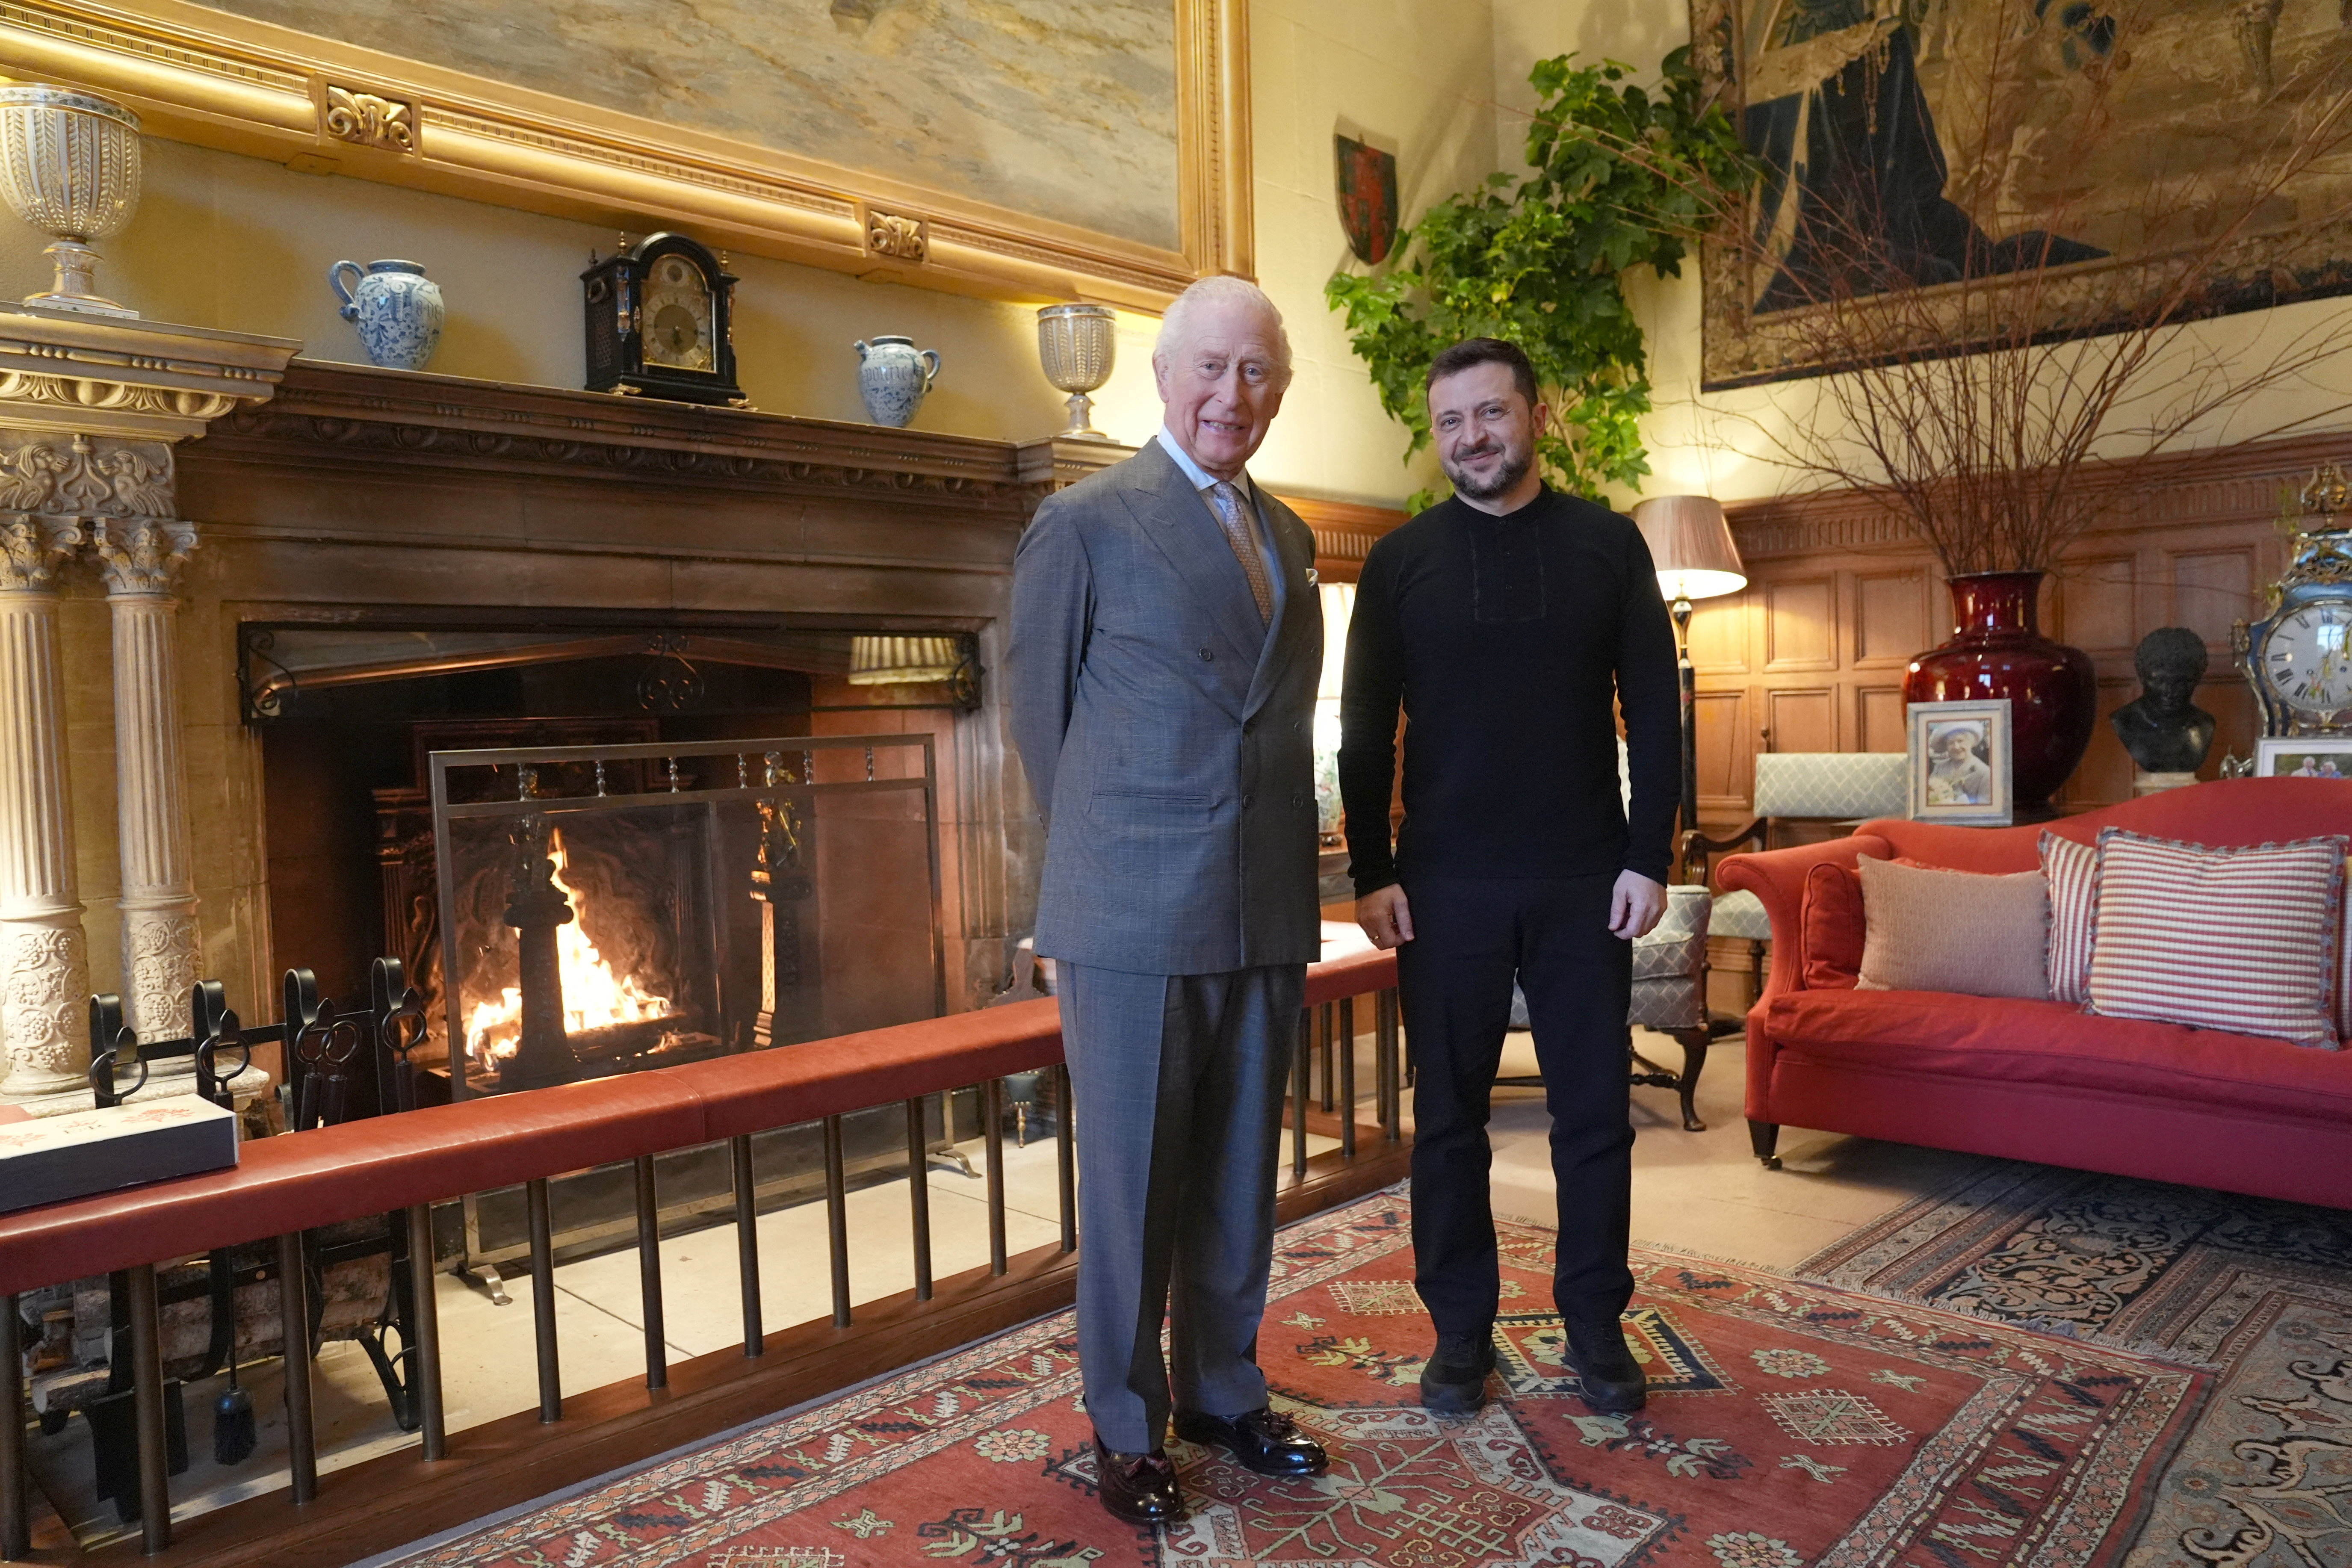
{"left": 1010, "top": 438, "right": 1323, "bottom": 974}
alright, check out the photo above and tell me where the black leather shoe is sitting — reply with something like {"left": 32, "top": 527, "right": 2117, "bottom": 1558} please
{"left": 1418, "top": 1330, "right": 1495, "bottom": 1414}
{"left": 1564, "top": 1315, "right": 1646, "bottom": 1413}
{"left": 1173, "top": 1406, "right": 1329, "bottom": 1476}
{"left": 1092, "top": 1437, "right": 1182, "bottom": 1524}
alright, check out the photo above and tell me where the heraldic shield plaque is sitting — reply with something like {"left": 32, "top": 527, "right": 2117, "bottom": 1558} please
{"left": 1335, "top": 133, "right": 1399, "bottom": 265}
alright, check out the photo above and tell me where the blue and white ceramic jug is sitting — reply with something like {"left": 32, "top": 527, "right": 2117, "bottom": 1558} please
{"left": 330, "top": 259, "right": 443, "bottom": 371}
{"left": 854, "top": 336, "right": 940, "bottom": 427}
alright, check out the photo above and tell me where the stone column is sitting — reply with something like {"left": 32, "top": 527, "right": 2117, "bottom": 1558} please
{"left": 0, "top": 311, "right": 297, "bottom": 1115}
{"left": 0, "top": 513, "right": 91, "bottom": 1099}
{"left": 92, "top": 508, "right": 201, "bottom": 1039}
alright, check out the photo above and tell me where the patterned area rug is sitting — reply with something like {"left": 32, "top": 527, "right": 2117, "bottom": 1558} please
{"left": 401, "top": 1188, "right": 2205, "bottom": 1568}
{"left": 1800, "top": 1162, "right": 2352, "bottom": 1568}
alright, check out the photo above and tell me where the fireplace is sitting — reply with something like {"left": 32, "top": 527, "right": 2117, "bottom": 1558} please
{"left": 0, "top": 348, "right": 1138, "bottom": 1123}
{"left": 248, "top": 617, "right": 965, "bottom": 1106}
{"left": 427, "top": 733, "right": 942, "bottom": 1097}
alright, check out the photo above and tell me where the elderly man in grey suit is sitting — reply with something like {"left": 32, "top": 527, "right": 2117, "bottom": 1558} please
{"left": 1010, "top": 275, "right": 1327, "bottom": 1526}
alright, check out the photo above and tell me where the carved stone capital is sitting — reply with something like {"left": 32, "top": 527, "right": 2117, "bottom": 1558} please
{"left": 0, "top": 432, "right": 175, "bottom": 515}
{"left": 92, "top": 516, "right": 198, "bottom": 595}
{"left": 0, "top": 513, "right": 81, "bottom": 592}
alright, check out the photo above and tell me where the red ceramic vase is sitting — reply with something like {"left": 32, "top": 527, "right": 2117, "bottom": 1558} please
{"left": 1903, "top": 571, "right": 2096, "bottom": 819}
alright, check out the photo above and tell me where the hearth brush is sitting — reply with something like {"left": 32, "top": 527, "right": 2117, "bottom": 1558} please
{"left": 213, "top": 1341, "right": 256, "bottom": 1465}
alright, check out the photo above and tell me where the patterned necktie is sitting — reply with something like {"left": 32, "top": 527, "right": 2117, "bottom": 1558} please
{"left": 1208, "top": 480, "right": 1274, "bottom": 625}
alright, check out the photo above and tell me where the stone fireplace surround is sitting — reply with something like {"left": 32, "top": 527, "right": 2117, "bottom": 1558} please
{"left": 0, "top": 310, "right": 1131, "bottom": 1116}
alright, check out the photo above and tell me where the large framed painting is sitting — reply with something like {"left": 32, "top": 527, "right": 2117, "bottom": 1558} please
{"left": 1690, "top": 0, "right": 2352, "bottom": 387}
{"left": 0, "top": 0, "right": 1247, "bottom": 309}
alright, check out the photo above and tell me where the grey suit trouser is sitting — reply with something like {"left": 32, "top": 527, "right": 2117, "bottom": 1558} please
{"left": 1057, "top": 960, "right": 1305, "bottom": 1453}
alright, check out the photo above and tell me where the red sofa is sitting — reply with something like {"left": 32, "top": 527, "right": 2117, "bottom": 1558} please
{"left": 1718, "top": 778, "right": 2352, "bottom": 1210}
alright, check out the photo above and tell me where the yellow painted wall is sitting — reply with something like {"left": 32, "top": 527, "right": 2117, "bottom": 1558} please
{"left": 0, "top": 0, "right": 1508, "bottom": 512}
{"left": 0, "top": 136, "right": 1124, "bottom": 444}
{"left": 1250, "top": 0, "right": 1500, "bottom": 505}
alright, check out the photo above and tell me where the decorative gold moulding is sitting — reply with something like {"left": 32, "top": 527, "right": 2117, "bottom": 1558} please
{"left": 0, "top": 0, "right": 1254, "bottom": 313}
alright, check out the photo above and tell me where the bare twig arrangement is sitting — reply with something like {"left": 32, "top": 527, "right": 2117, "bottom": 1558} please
{"left": 1673, "top": 6, "right": 2352, "bottom": 573}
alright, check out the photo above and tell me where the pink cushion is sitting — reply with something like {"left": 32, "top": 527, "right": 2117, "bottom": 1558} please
{"left": 2085, "top": 829, "right": 2346, "bottom": 1049}
{"left": 1855, "top": 856, "right": 2050, "bottom": 1001}
{"left": 1763, "top": 989, "right": 2352, "bottom": 1122}
{"left": 2041, "top": 831, "right": 2097, "bottom": 1006}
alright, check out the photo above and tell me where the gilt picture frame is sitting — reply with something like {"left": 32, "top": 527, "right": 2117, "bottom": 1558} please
{"left": 0, "top": 0, "right": 1248, "bottom": 310}
{"left": 1906, "top": 699, "right": 2013, "bottom": 826}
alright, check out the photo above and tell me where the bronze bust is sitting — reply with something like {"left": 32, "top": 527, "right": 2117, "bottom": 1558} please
{"left": 2110, "top": 627, "right": 2216, "bottom": 774}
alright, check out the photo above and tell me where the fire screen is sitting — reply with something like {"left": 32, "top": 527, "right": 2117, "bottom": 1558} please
{"left": 429, "top": 735, "right": 944, "bottom": 1098}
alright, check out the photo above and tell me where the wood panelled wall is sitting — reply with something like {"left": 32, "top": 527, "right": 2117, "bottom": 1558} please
{"left": 1687, "top": 434, "right": 2329, "bottom": 830}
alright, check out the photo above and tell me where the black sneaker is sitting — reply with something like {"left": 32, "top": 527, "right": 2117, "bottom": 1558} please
{"left": 1419, "top": 1330, "right": 1495, "bottom": 1413}
{"left": 1563, "top": 1315, "right": 1646, "bottom": 1413}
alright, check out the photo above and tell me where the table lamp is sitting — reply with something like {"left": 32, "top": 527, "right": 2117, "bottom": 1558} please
{"left": 1631, "top": 496, "right": 1747, "bottom": 872}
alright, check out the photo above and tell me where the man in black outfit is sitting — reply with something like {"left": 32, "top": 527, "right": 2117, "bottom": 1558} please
{"left": 1338, "top": 337, "right": 1678, "bottom": 1416}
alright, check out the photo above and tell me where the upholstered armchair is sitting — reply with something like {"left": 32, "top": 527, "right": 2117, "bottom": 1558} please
{"left": 1687, "top": 752, "right": 1909, "bottom": 1014}
{"left": 1506, "top": 881, "right": 1715, "bottom": 1131}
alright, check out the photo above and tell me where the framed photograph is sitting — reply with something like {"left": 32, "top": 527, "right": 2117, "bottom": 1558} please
{"left": 1906, "top": 700, "right": 2013, "bottom": 826}
{"left": 2254, "top": 737, "right": 2352, "bottom": 780}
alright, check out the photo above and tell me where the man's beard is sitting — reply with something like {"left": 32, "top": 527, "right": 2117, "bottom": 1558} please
{"left": 1443, "top": 440, "right": 1533, "bottom": 500}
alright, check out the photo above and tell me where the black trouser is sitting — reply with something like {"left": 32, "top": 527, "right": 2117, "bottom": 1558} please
{"left": 1399, "top": 872, "right": 1636, "bottom": 1335}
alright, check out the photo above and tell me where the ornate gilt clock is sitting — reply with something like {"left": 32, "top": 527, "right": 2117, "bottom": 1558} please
{"left": 2234, "top": 463, "right": 2352, "bottom": 735}
{"left": 581, "top": 233, "right": 745, "bottom": 405}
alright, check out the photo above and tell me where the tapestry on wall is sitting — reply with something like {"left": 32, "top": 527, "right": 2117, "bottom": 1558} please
{"left": 1689, "top": 0, "right": 2352, "bottom": 388}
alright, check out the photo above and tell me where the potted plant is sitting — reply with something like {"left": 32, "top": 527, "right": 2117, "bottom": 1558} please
{"left": 1325, "top": 48, "right": 1755, "bottom": 505}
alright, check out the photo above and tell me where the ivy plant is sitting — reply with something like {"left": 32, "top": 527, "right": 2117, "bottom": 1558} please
{"left": 1326, "top": 47, "right": 1755, "bottom": 507}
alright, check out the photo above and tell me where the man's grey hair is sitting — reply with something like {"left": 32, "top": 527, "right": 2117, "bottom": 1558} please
{"left": 1153, "top": 275, "right": 1293, "bottom": 385}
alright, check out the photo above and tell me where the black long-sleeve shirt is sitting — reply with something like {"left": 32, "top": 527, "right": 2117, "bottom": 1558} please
{"left": 1339, "top": 486, "right": 1680, "bottom": 895}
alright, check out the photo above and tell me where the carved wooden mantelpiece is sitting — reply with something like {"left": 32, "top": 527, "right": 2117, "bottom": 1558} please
{"left": 1284, "top": 495, "right": 1407, "bottom": 584}
{"left": 159, "top": 360, "right": 1178, "bottom": 1050}
{"left": 201, "top": 359, "right": 1111, "bottom": 512}
{"left": 190, "top": 360, "right": 1407, "bottom": 579}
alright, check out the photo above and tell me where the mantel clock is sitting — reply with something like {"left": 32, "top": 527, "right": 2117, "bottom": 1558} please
{"left": 581, "top": 233, "right": 745, "bottom": 406}
{"left": 2235, "top": 462, "right": 2352, "bottom": 736}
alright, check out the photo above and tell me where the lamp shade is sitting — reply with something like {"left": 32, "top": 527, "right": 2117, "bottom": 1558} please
{"left": 846, "top": 635, "right": 962, "bottom": 685}
{"left": 1632, "top": 495, "right": 1746, "bottom": 601}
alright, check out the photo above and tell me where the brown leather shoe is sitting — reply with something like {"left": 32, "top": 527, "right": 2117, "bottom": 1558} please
{"left": 1173, "top": 1406, "right": 1330, "bottom": 1476}
{"left": 1091, "top": 1436, "right": 1182, "bottom": 1524}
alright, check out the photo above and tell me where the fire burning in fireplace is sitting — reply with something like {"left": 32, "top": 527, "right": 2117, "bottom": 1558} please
{"left": 463, "top": 828, "right": 672, "bottom": 1066}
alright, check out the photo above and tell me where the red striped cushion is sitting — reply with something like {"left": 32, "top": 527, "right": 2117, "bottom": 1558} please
{"left": 2040, "top": 832, "right": 2097, "bottom": 1005}
{"left": 2340, "top": 874, "right": 2351, "bottom": 1045}
{"left": 2086, "top": 829, "right": 2346, "bottom": 1049}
